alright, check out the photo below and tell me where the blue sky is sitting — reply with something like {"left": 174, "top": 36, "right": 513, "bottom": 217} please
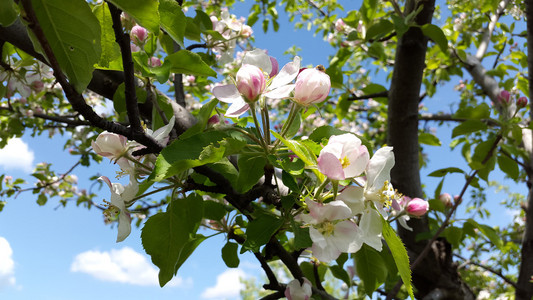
{"left": 0, "top": 1, "right": 526, "bottom": 299}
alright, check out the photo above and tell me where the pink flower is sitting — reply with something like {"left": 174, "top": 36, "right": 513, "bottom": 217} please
{"left": 285, "top": 278, "right": 312, "bottom": 300}
{"left": 269, "top": 56, "right": 279, "bottom": 77}
{"left": 439, "top": 193, "right": 453, "bottom": 207}
{"left": 407, "top": 198, "right": 429, "bottom": 217}
{"left": 293, "top": 67, "right": 331, "bottom": 106}
{"left": 335, "top": 19, "right": 346, "bottom": 32}
{"left": 131, "top": 25, "right": 147, "bottom": 45}
{"left": 91, "top": 132, "right": 128, "bottom": 161}
{"left": 317, "top": 134, "right": 369, "bottom": 180}
{"left": 235, "top": 64, "right": 266, "bottom": 102}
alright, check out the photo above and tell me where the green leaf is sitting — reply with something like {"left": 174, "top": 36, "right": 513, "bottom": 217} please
{"left": 451, "top": 120, "right": 488, "bottom": 138}
{"left": 285, "top": 111, "right": 301, "bottom": 138}
{"left": 112, "top": 82, "right": 147, "bottom": 114}
{"left": 281, "top": 170, "right": 299, "bottom": 192}
{"left": 443, "top": 226, "right": 463, "bottom": 248}
{"left": 159, "top": 0, "right": 185, "bottom": 48}
{"left": 107, "top": 0, "right": 159, "bottom": 34}
{"left": 354, "top": 244, "right": 388, "bottom": 295}
{"left": 242, "top": 214, "right": 284, "bottom": 252}
{"left": 455, "top": 103, "right": 491, "bottom": 119}
{"left": 330, "top": 264, "right": 351, "bottom": 286}
{"left": 37, "top": 193, "right": 48, "bottom": 206}
{"left": 141, "top": 194, "right": 204, "bottom": 287}
{"left": 360, "top": 0, "right": 378, "bottom": 25}
{"left": 291, "top": 219, "right": 312, "bottom": 249}
{"left": 236, "top": 155, "right": 267, "bottom": 193}
{"left": 271, "top": 131, "right": 324, "bottom": 182}
{"left": 180, "top": 99, "right": 218, "bottom": 139}
{"left": 221, "top": 242, "right": 240, "bottom": 268}
{"left": 31, "top": 0, "right": 101, "bottom": 93}
{"left": 93, "top": 3, "right": 120, "bottom": 68}
{"left": 365, "top": 19, "right": 394, "bottom": 41}
{"left": 166, "top": 50, "right": 217, "bottom": 77}
{"left": 421, "top": 24, "right": 448, "bottom": 52}
{"left": 153, "top": 131, "right": 247, "bottom": 181}
{"left": 428, "top": 167, "right": 465, "bottom": 177}
{"left": 300, "top": 261, "right": 327, "bottom": 287}
{"left": 0, "top": 0, "right": 18, "bottom": 27}
{"left": 382, "top": 218, "right": 414, "bottom": 299}
{"left": 467, "top": 219, "right": 503, "bottom": 250}
{"left": 203, "top": 200, "right": 228, "bottom": 221}
{"left": 497, "top": 153, "right": 519, "bottom": 180}
{"left": 419, "top": 132, "right": 441, "bottom": 146}
{"left": 308, "top": 125, "right": 372, "bottom": 152}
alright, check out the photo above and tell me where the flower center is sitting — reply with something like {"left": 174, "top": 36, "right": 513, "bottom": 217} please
{"left": 376, "top": 180, "right": 402, "bottom": 208}
{"left": 340, "top": 156, "right": 350, "bottom": 169}
{"left": 317, "top": 221, "right": 336, "bottom": 236}
{"left": 103, "top": 200, "right": 120, "bottom": 222}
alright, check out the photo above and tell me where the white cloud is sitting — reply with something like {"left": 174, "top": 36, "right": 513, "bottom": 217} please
{"left": 201, "top": 269, "right": 246, "bottom": 299}
{"left": 70, "top": 247, "right": 188, "bottom": 287}
{"left": 0, "top": 237, "right": 16, "bottom": 289}
{"left": 0, "top": 138, "right": 34, "bottom": 172}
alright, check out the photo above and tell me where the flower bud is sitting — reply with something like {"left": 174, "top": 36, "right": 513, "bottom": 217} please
{"left": 91, "top": 132, "right": 128, "bottom": 160}
{"left": 517, "top": 96, "right": 528, "bottom": 108}
{"left": 335, "top": 19, "right": 346, "bottom": 32}
{"left": 235, "top": 64, "right": 266, "bottom": 102}
{"left": 131, "top": 25, "right": 148, "bottom": 45}
{"left": 439, "top": 193, "right": 453, "bottom": 208}
{"left": 241, "top": 24, "right": 253, "bottom": 38}
{"left": 406, "top": 198, "right": 429, "bottom": 217}
{"left": 285, "top": 278, "right": 312, "bottom": 300}
{"left": 498, "top": 90, "right": 511, "bottom": 105}
{"left": 148, "top": 57, "right": 161, "bottom": 67}
{"left": 293, "top": 66, "right": 331, "bottom": 106}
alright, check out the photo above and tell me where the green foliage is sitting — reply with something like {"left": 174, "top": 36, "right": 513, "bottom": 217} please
{"left": 141, "top": 193, "right": 205, "bottom": 287}
{"left": 242, "top": 213, "right": 284, "bottom": 253}
{"left": 166, "top": 50, "right": 217, "bottom": 77}
{"left": 158, "top": 0, "right": 186, "bottom": 48}
{"left": 382, "top": 218, "right": 414, "bottom": 299}
{"left": 0, "top": 0, "right": 17, "bottom": 26}
{"left": 31, "top": 0, "right": 101, "bottom": 93}
{"left": 221, "top": 242, "right": 240, "bottom": 268}
{"left": 93, "top": 3, "right": 121, "bottom": 69}
{"left": 236, "top": 155, "right": 267, "bottom": 193}
{"left": 354, "top": 244, "right": 388, "bottom": 295}
{"left": 107, "top": 0, "right": 160, "bottom": 34}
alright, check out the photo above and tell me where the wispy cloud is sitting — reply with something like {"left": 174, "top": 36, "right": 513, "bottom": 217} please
{"left": 201, "top": 269, "right": 246, "bottom": 299}
{"left": 0, "top": 237, "right": 16, "bottom": 289}
{"left": 0, "top": 138, "right": 34, "bottom": 172}
{"left": 70, "top": 247, "right": 189, "bottom": 287}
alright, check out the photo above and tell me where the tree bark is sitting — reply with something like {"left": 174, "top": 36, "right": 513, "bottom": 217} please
{"left": 387, "top": 0, "right": 474, "bottom": 298}
{"left": 516, "top": 0, "right": 533, "bottom": 298}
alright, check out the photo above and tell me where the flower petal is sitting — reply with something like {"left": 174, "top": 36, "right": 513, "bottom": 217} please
{"left": 367, "top": 146, "right": 394, "bottom": 191}
{"left": 116, "top": 211, "right": 132, "bottom": 242}
{"left": 263, "top": 84, "right": 295, "bottom": 99}
{"left": 317, "top": 152, "right": 345, "bottom": 180}
{"left": 212, "top": 84, "right": 241, "bottom": 103}
{"left": 226, "top": 98, "right": 250, "bottom": 117}
{"left": 242, "top": 49, "right": 272, "bottom": 75}
{"left": 338, "top": 186, "right": 365, "bottom": 215}
{"left": 269, "top": 56, "right": 301, "bottom": 90}
{"left": 360, "top": 208, "right": 383, "bottom": 251}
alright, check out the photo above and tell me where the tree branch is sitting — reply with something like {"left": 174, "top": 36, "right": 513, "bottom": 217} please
{"left": 347, "top": 90, "right": 388, "bottom": 101}
{"left": 454, "top": 253, "right": 518, "bottom": 288}
{"left": 475, "top": 0, "right": 511, "bottom": 61}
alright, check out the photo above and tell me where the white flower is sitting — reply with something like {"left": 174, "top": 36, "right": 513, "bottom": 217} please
{"left": 99, "top": 176, "right": 139, "bottom": 242}
{"left": 285, "top": 278, "right": 312, "bottom": 300}
{"left": 299, "top": 199, "right": 362, "bottom": 262}
{"left": 317, "top": 134, "right": 369, "bottom": 180}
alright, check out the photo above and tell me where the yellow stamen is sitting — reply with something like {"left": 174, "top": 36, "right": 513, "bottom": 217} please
{"left": 340, "top": 156, "right": 350, "bottom": 169}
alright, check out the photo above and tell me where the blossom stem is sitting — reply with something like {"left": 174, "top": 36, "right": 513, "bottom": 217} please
{"left": 249, "top": 102, "right": 269, "bottom": 153}
{"left": 126, "top": 184, "right": 177, "bottom": 204}
{"left": 272, "top": 103, "right": 300, "bottom": 149}
{"left": 261, "top": 104, "right": 271, "bottom": 145}
{"left": 314, "top": 178, "right": 331, "bottom": 202}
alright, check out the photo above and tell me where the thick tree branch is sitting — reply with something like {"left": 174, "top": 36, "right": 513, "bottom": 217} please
{"left": 475, "top": 0, "right": 510, "bottom": 61}
{"left": 108, "top": 3, "right": 143, "bottom": 133}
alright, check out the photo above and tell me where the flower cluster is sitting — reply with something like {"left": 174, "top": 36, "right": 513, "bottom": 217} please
{"left": 298, "top": 134, "right": 428, "bottom": 262}
{"left": 209, "top": 9, "right": 253, "bottom": 64}
{"left": 91, "top": 117, "right": 175, "bottom": 242}
{"left": 212, "top": 48, "right": 331, "bottom": 117}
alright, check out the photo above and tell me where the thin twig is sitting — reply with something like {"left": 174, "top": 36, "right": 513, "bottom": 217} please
{"left": 454, "top": 253, "right": 518, "bottom": 288}
{"left": 15, "top": 160, "right": 82, "bottom": 196}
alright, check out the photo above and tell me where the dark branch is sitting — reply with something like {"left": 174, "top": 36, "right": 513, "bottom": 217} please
{"left": 348, "top": 91, "right": 388, "bottom": 101}
{"left": 454, "top": 253, "right": 518, "bottom": 288}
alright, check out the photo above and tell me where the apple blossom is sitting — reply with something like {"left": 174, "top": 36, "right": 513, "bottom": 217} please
{"left": 131, "top": 25, "right": 147, "bottom": 45}
{"left": 298, "top": 199, "right": 361, "bottom": 262}
{"left": 517, "top": 96, "right": 528, "bottom": 108}
{"left": 317, "top": 134, "right": 369, "bottom": 180}
{"left": 212, "top": 49, "right": 301, "bottom": 117}
{"left": 99, "top": 176, "right": 139, "bottom": 242}
{"left": 292, "top": 67, "right": 331, "bottom": 106}
{"left": 148, "top": 57, "right": 161, "bottom": 67}
{"left": 91, "top": 131, "right": 128, "bottom": 161}
{"left": 498, "top": 90, "right": 511, "bottom": 105}
{"left": 439, "top": 193, "right": 453, "bottom": 207}
{"left": 285, "top": 278, "right": 312, "bottom": 300}
{"left": 407, "top": 198, "right": 429, "bottom": 217}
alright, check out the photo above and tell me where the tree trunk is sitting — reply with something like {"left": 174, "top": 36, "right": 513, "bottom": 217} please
{"left": 387, "top": 0, "right": 474, "bottom": 298}
{"left": 516, "top": 0, "right": 533, "bottom": 298}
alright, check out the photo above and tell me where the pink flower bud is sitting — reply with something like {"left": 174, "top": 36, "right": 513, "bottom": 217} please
{"left": 148, "top": 57, "right": 161, "bottom": 67}
{"left": 241, "top": 24, "right": 253, "bottom": 38}
{"left": 293, "top": 66, "right": 331, "bottom": 106}
{"left": 285, "top": 278, "right": 312, "bottom": 300}
{"left": 517, "top": 96, "right": 528, "bottom": 108}
{"left": 207, "top": 114, "right": 220, "bottom": 125}
{"left": 91, "top": 131, "right": 128, "bottom": 160}
{"left": 498, "top": 90, "right": 511, "bottom": 105}
{"left": 407, "top": 198, "right": 429, "bottom": 217}
{"left": 269, "top": 56, "right": 279, "bottom": 77}
{"left": 31, "top": 80, "right": 44, "bottom": 92}
{"left": 236, "top": 64, "right": 266, "bottom": 102}
{"left": 439, "top": 193, "right": 453, "bottom": 207}
{"left": 131, "top": 25, "right": 148, "bottom": 44}
{"left": 335, "top": 19, "right": 346, "bottom": 32}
